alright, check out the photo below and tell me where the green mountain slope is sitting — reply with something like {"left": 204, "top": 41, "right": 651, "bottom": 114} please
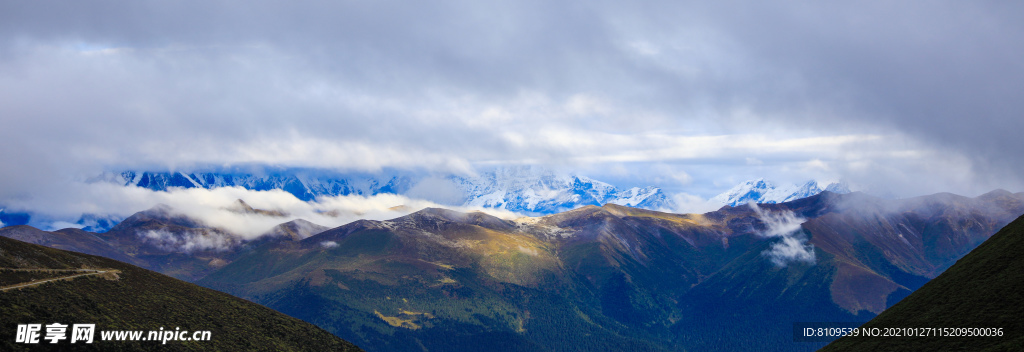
{"left": 195, "top": 191, "right": 1024, "bottom": 351}
{"left": 670, "top": 190, "right": 1024, "bottom": 351}
{"left": 819, "top": 214, "right": 1024, "bottom": 352}
{"left": 0, "top": 235, "right": 362, "bottom": 351}
{"left": 200, "top": 207, "right": 681, "bottom": 352}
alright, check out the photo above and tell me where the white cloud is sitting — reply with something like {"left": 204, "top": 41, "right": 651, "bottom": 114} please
{"left": 404, "top": 177, "right": 468, "bottom": 205}
{"left": 750, "top": 202, "right": 805, "bottom": 238}
{"left": 45, "top": 221, "right": 84, "bottom": 231}
{"left": 749, "top": 202, "right": 816, "bottom": 267}
{"left": 140, "top": 228, "right": 241, "bottom": 253}
{"left": 763, "top": 235, "right": 816, "bottom": 267}
{"left": 668, "top": 192, "right": 722, "bottom": 214}
{"left": 1, "top": 181, "right": 523, "bottom": 240}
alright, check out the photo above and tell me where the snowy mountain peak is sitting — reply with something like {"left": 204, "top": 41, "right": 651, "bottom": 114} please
{"left": 709, "top": 178, "right": 774, "bottom": 206}
{"left": 452, "top": 167, "right": 668, "bottom": 214}
{"left": 91, "top": 170, "right": 414, "bottom": 202}
{"left": 711, "top": 179, "right": 851, "bottom": 207}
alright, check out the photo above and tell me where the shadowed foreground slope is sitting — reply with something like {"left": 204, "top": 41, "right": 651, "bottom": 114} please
{"left": 0, "top": 235, "right": 362, "bottom": 351}
{"left": 820, "top": 214, "right": 1024, "bottom": 352}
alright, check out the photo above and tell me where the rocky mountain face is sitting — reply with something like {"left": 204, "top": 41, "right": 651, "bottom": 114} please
{"left": 5, "top": 189, "right": 1021, "bottom": 351}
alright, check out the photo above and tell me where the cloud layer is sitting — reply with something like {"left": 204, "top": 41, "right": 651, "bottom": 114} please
{"left": 1, "top": 1, "right": 1022, "bottom": 211}
{"left": 3, "top": 181, "right": 522, "bottom": 239}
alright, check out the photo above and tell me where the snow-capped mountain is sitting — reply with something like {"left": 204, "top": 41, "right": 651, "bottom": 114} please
{"left": 95, "top": 167, "right": 673, "bottom": 215}
{"left": 33, "top": 171, "right": 853, "bottom": 234}
{"left": 451, "top": 167, "right": 672, "bottom": 214}
{"left": 93, "top": 171, "right": 413, "bottom": 201}
{"left": 710, "top": 179, "right": 851, "bottom": 207}
{"left": 92, "top": 170, "right": 848, "bottom": 220}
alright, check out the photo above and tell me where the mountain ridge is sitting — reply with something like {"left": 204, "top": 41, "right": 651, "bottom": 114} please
{"left": 0, "top": 234, "right": 362, "bottom": 351}
{"left": 820, "top": 213, "right": 1024, "bottom": 351}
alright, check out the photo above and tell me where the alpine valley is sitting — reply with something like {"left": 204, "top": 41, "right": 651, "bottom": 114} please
{"left": 3, "top": 188, "right": 1022, "bottom": 351}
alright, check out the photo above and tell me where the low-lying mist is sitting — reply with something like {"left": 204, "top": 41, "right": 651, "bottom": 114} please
{"left": 750, "top": 202, "right": 816, "bottom": 267}
{"left": 2, "top": 182, "right": 523, "bottom": 240}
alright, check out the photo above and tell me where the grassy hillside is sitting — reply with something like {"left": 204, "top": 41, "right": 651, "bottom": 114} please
{"left": 820, "top": 214, "right": 1024, "bottom": 352}
{"left": 0, "top": 235, "right": 362, "bottom": 351}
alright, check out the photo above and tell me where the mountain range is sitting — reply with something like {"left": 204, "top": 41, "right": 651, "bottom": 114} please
{"left": 4, "top": 189, "right": 1021, "bottom": 351}
{"left": 92, "top": 170, "right": 413, "bottom": 202}
{"left": 93, "top": 167, "right": 675, "bottom": 215}
{"left": 80, "top": 168, "right": 846, "bottom": 226}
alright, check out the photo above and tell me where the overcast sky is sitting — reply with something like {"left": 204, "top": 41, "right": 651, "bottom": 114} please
{"left": 2, "top": 0, "right": 1022, "bottom": 209}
